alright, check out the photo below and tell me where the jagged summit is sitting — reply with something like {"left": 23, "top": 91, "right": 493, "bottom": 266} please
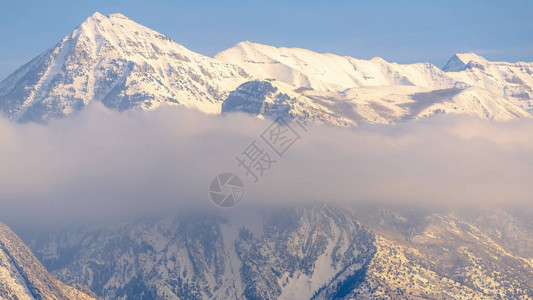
{"left": 442, "top": 52, "right": 489, "bottom": 72}
{"left": 442, "top": 53, "right": 533, "bottom": 111}
{"left": 89, "top": 11, "right": 105, "bottom": 19}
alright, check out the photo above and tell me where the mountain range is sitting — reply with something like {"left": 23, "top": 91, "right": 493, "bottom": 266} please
{"left": 1, "top": 12, "right": 532, "bottom": 124}
{"left": 24, "top": 206, "right": 533, "bottom": 300}
{"left": 1, "top": 12, "right": 533, "bottom": 300}
{"left": 2, "top": 204, "right": 531, "bottom": 300}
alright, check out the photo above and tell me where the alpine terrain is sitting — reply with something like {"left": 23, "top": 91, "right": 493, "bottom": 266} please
{"left": 0, "top": 222, "right": 96, "bottom": 300}
{"left": 216, "top": 42, "right": 533, "bottom": 125}
{"left": 25, "top": 205, "right": 533, "bottom": 300}
{"left": 1, "top": 11, "right": 532, "bottom": 300}
{"left": 0, "top": 12, "right": 250, "bottom": 122}
{"left": 0, "top": 13, "right": 532, "bottom": 124}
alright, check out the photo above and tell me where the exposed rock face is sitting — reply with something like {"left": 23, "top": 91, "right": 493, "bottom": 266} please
{"left": 222, "top": 80, "right": 530, "bottom": 126}
{"left": 217, "top": 43, "right": 533, "bottom": 123}
{"left": 0, "top": 222, "right": 96, "bottom": 300}
{"left": 28, "top": 206, "right": 375, "bottom": 299}
{"left": 222, "top": 80, "right": 356, "bottom": 126}
{"left": 28, "top": 205, "right": 533, "bottom": 300}
{"left": 218, "top": 43, "right": 533, "bottom": 115}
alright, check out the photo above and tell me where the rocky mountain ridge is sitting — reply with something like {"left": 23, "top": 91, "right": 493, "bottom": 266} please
{"left": 0, "top": 12, "right": 250, "bottom": 122}
{"left": 0, "top": 222, "right": 96, "bottom": 300}
{"left": 1, "top": 13, "right": 533, "bottom": 124}
{"left": 24, "top": 205, "right": 533, "bottom": 300}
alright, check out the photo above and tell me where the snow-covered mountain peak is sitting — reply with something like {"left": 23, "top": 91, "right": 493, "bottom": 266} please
{"left": 218, "top": 42, "right": 533, "bottom": 119}
{"left": 1, "top": 12, "right": 532, "bottom": 124}
{"left": 72, "top": 10, "right": 181, "bottom": 54}
{"left": 89, "top": 11, "right": 106, "bottom": 19}
{"left": 443, "top": 53, "right": 533, "bottom": 111}
{"left": 443, "top": 52, "right": 488, "bottom": 72}
{"left": 216, "top": 42, "right": 465, "bottom": 93}
{"left": 0, "top": 12, "right": 251, "bottom": 122}
{"left": 455, "top": 52, "right": 488, "bottom": 64}
{"left": 83, "top": 12, "right": 133, "bottom": 27}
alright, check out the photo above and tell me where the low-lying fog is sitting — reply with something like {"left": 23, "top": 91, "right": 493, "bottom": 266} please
{"left": 1, "top": 103, "right": 532, "bottom": 231}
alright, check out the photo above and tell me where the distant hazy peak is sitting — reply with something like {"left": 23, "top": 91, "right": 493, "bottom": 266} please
{"left": 443, "top": 52, "right": 488, "bottom": 72}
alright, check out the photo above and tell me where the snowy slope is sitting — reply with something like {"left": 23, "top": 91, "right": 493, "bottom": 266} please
{"left": 1, "top": 13, "right": 532, "bottom": 125}
{"left": 216, "top": 43, "right": 532, "bottom": 124}
{"left": 443, "top": 53, "right": 533, "bottom": 111}
{"left": 0, "top": 12, "right": 250, "bottom": 122}
{"left": 353, "top": 207, "right": 533, "bottom": 300}
{"left": 215, "top": 41, "right": 465, "bottom": 92}
{"left": 415, "top": 86, "right": 531, "bottom": 121}
{"left": 222, "top": 80, "right": 530, "bottom": 125}
{"left": 28, "top": 205, "right": 533, "bottom": 300}
{"left": 222, "top": 80, "right": 356, "bottom": 126}
{"left": 0, "top": 222, "right": 95, "bottom": 300}
{"left": 30, "top": 206, "right": 375, "bottom": 300}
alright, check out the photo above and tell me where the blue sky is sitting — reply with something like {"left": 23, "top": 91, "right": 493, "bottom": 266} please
{"left": 0, "top": 0, "right": 532, "bottom": 80}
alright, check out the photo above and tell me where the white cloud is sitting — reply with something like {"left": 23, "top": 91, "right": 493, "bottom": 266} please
{"left": 0, "top": 103, "right": 532, "bottom": 230}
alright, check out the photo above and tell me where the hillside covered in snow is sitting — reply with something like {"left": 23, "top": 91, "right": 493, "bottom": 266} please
{"left": 0, "top": 222, "right": 96, "bottom": 300}
{"left": 0, "top": 13, "right": 532, "bottom": 124}
{"left": 25, "top": 205, "right": 533, "bottom": 300}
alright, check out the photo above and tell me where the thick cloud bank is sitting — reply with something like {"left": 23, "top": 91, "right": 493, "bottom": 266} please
{"left": 0, "top": 103, "right": 532, "bottom": 228}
